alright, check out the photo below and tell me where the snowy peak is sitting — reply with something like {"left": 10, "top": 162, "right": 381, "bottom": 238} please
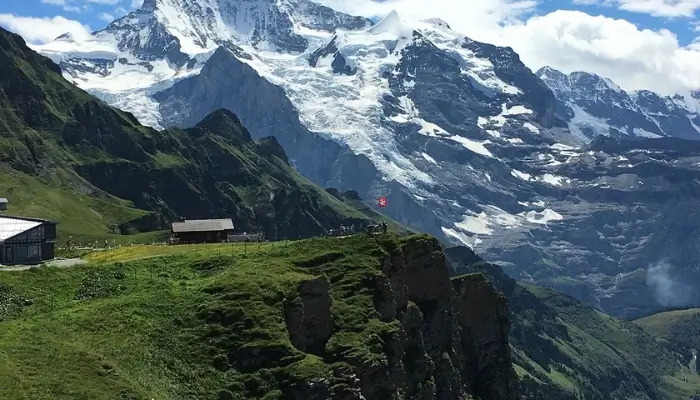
{"left": 538, "top": 66, "right": 700, "bottom": 140}
{"left": 44, "top": 0, "right": 371, "bottom": 64}
{"left": 368, "top": 10, "right": 412, "bottom": 38}
{"left": 536, "top": 67, "right": 622, "bottom": 98}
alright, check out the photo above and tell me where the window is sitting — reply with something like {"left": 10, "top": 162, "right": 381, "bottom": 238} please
{"left": 27, "top": 245, "right": 39, "bottom": 261}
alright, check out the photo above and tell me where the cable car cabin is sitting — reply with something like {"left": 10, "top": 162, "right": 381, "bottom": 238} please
{"left": 170, "top": 219, "right": 235, "bottom": 244}
{"left": 0, "top": 215, "right": 57, "bottom": 265}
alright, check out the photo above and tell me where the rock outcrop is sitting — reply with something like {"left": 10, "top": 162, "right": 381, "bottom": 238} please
{"left": 284, "top": 276, "right": 333, "bottom": 355}
{"left": 282, "top": 235, "right": 520, "bottom": 399}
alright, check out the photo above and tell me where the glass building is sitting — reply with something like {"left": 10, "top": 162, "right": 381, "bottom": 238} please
{"left": 0, "top": 215, "right": 57, "bottom": 265}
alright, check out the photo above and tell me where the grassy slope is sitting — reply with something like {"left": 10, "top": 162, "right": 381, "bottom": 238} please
{"left": 634, "top": 308, "right": 700, "bottom": 396}
{"left": 0, "top": 165, "right": 161, "bottom": 242}
{"left": 445, "top": 247, "right": 699, "bottom": 400}
{"left": 0, "top": 234, "right": 413, "bottom": 399}
{"left": 634, "top": 308, "right": 700, "bottom": 339}
{"left": 523, "top": 285, "right": 700, "bottom": 399}
{"left": 0, "top": 27, "right": 380, "bottom": 244}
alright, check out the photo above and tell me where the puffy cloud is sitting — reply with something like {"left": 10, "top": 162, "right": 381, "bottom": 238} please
{"left": 587, "top": 0, "right": 700, "bottom": 18}
{"left": 317, "top": 0, "right": 537, "bottom": 45}
{"left": 0, "top": 14, "right": 91, "bottom": 44}
{"left": 40, "top": 0, "right": 89, "bottom": 13}
{"left": 500, "top": 10, "right": 700, "bottom": 94}
{"left": 98, "top": 12, "right": 115, "bottom": 22}
{"left": 316, "top": 0, "right": 700, "bottom": 93}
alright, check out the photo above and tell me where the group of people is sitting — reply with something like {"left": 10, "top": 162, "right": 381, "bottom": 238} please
{"left": 325, "top": 225, "right": 358, "bottom": 237}
{"left": 324, "top": 221, "right": 389, "bottom": 237}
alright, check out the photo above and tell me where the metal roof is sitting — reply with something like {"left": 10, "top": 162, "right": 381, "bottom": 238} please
{"left": 171, "top": 219, "right": 234, "bottom": 233}
{"left": 0, "top": 216, "right": 43, "bottom": 242}
{"left": 0, "top": 198, "right": 7, "bottom": 203}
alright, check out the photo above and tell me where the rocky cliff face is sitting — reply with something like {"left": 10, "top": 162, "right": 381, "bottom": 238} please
{"left": 281, "top": 235, "right": 519, "bottom": 399}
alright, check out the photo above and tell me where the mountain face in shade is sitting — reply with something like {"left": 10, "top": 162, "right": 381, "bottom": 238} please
{"left": 0, "top": 26, "right": 377, "bottom": 241}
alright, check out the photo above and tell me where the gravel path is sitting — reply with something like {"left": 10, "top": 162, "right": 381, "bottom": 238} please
{"left": 0, "top": 258, "right": 87, "bottom": 272}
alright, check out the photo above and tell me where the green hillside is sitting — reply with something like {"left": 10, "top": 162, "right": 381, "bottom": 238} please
{"left": 0, "top": 26, "right": 377, "bottom": 243}
{"left": 635, "top": 308, "right": 700, "bottom": 383}
{"left": 635, "top": 308, "right": 700, "bottom": 341}
{"left": 446, "top": 246, "right": 700, "bottom": 400}
{"left": 0, "top": 236, "right": 389, "bottom": 399}
{"left": 0, "top": 234, "right": 520, "bottom": 400}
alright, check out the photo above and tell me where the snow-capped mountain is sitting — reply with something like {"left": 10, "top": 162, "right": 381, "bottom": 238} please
{"left": 33, "top": 0, "right": 700, "bottom": 318}
{"left": 537, "top": 66, "right": 700, "bottom": 140}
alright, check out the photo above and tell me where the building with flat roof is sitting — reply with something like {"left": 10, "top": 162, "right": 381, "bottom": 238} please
{"left": 170, "top": 219, "right": 235, "bottom": 244}
{"left": 0, "top": 215, "right": 57, "bottom": 265}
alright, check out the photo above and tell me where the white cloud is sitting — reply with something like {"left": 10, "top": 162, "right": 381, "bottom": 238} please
{"left": 499, "top": 10, "right": 700, "bottom": 94}
{"left": 584, "top": 0, "right": 700, "bottom": 18}
{"left": 315, "top": 0, "right": 700, "bottom": 94}
{"left": 40, "top": 0, "right": 90, "bottom": 13}
{"left": 98, "top": 12, "right": 115, "bottom": 22}
{"left": 131, "top": 0, "right": 143, "bottom": 8}
{"left": 0, "top": 14, "right": 91, "bottom": 44}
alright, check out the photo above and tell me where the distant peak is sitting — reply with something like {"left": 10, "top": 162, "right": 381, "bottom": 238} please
{"left": 421, "top": 18, "right": 451, "bottom": 30}
{"left": 195, "top": 109, "right": 252, "bottom": 143}
{"left": 536, "top": 66, "right": 566, "bottom": 79}
{"left": 368, "top": 10, "right": 412, "bottom": 37}
{"left": 140, "top": 0, "right": 157, "bottom": 11}
{"left": 55, "top": 32, "right": 73, "bottom": 41}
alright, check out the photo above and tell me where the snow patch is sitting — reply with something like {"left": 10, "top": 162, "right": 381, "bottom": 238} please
{"left": 521, "top": 208, "right": 564, "bottom": 224}
{"left": 523, "top": 122, "right": 539, "bottom": 134}
{"left": 511, "top": 169, "right": 533, "bottom": 181}
{"left": 540, "top": 174, "right": 565, "bottom": 186}
{"left": 455, "top": 212, "right": 493, "bottom": 235}
{"left": 421, "top": 152, "right": 438, "bottom": 164}
{"left": 449, "top": 136, "right": 494, "bottom": 158}
{"left": 633, "top": 127, "right": 662, "bottom": 138}
{"left": 501, "top": 104, "right": 532, "bottom": 115}
{"left": 568, "top": 104, "right": 612, "bottom": 139}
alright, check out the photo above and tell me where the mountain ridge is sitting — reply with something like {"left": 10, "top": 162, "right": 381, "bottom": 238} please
{"left": 536, "top": 66, "right": 700, "bottom": 140}
{"left": 0, "top": 25, "right": 380, "bottom": 241}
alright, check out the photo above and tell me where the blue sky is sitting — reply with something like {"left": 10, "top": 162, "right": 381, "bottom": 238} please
{"left": 1, "top": 0, "right": 700, "bottom": 94}
{"left": 0, "top": 0, "right": 137, "bottom": 32}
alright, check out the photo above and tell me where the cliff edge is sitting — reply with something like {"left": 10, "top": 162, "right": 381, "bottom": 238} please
{"left": 277, "top": 234, "right": 520, "bottom": 399}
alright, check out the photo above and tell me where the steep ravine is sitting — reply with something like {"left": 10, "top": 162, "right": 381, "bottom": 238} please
{"left": 275, "top": 235, "right": 519, "bottom": 399}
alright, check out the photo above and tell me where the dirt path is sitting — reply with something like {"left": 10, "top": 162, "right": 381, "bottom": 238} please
{"left": 0, "top": 258, "right": 87, "bottom": 272}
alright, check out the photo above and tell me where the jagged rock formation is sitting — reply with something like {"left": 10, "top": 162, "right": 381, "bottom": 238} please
{"left": 283, "top": 276, "right": 333, "bottom": 355}
{"left": 280, "top": 235, "right": 519, "bottom": 400}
